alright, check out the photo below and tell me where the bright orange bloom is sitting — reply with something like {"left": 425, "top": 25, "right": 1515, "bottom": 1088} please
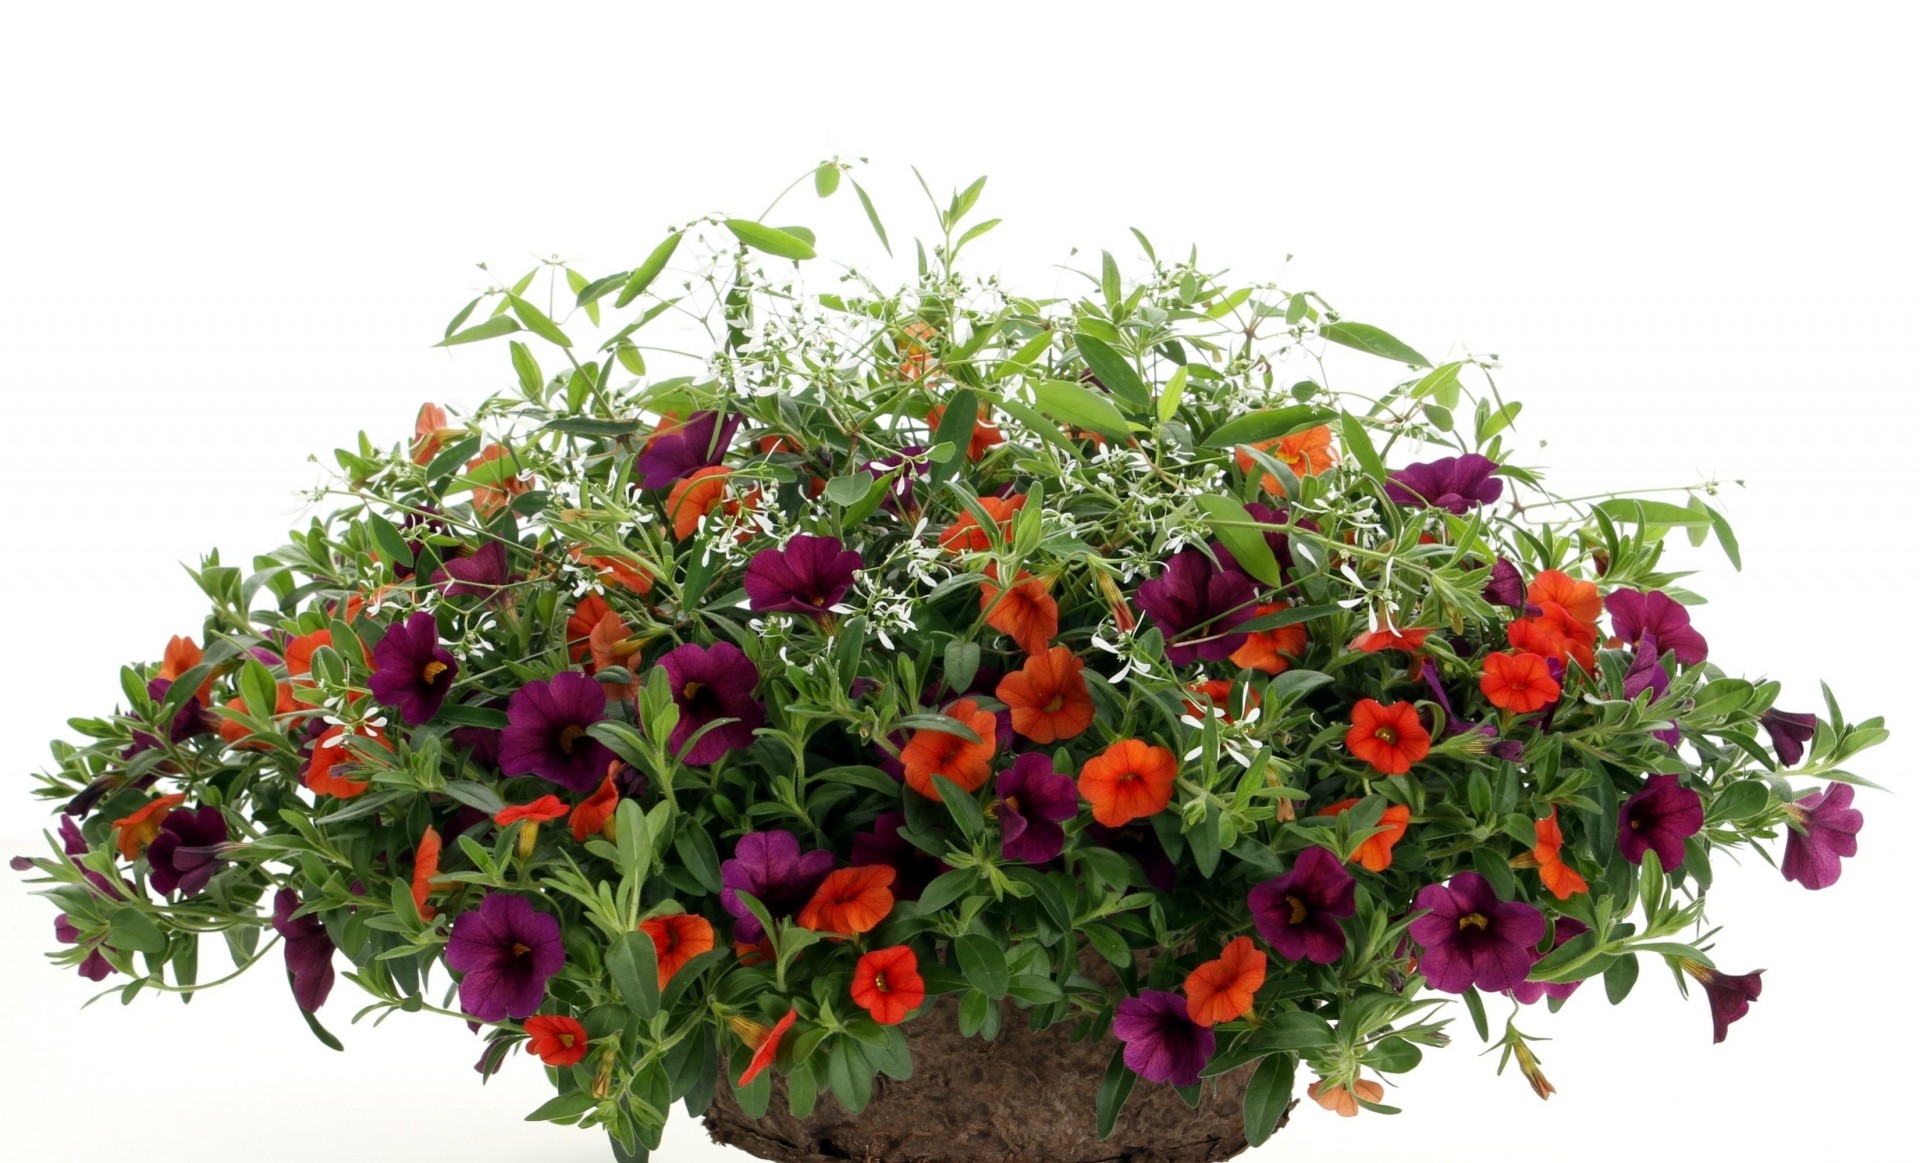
{"left": 1480, "top": 650, "right": 1561, "bottom": 713}
{"left": 410, "top": 827, "right": 442, "bottom": 920}
{"left": 666, "top": 465, "right": 732, "bottom": 540}
{"left": 900, "top": 698, "right": 998, "bottom": 798}
{"left": 569, "top": 544, "right": 653, "bottom": 595}
{"left": 1236, "top": 425, "right": 1335, "bottom": 493}
{"left": 639, "top": 912, "right": 717, "bottom": 989}
{"left": 995, "top": 647, "right": 1093, "bottom": 744}
{"left": 523, "top": 1014, "right": 591, "bottom": 1067}
{"left": 851, "top": 945, "right": 926, "bottom": 1025}
{"left": 1309, "top": 1078, "right": 1385, "bottom": 1117}
{"left": 1078, "top": 739, "right": 1178, "bottom": 827}
{"left": 570, "top": 770, "right": 620, "bottom": 842}
{"left": 468, "top": 443, "right": 529, "bottom": 518}
{"left": 1528, "top": 569, "right": 1603, "bottom": 627}
{"left": 411, "top": 402, "right": 450, "bottom": 465}
{"left": 1349, "top": 625, "right": 1432, "bottom": 654}
{"left": 566, "top": 594, "right": 612, "bottom": 664}
{"left": 495, "top": 796, "right": 568, "bottom": 825}
{"left": 1231, "top": 603, "right": 1309, "bottom": 674}
{"left": 937, "top": 494, "right": 1025, "bottom": 554}
{"left": 284, "top": 629, "right": 333, "bottom": 683}
{"left": 1184, "top": 936, "right": 1267, "bottom": 1026}
{"left": 1316, "top": 798, "right": 1413, "bottom": 872}
{"left": 588, "top": 610, "right": 640, "bottom": 673}
{"left": 980, "top": 565, "right": 1058, "bottom": 655}
{"left": 1095, "top": 570, "right": 1137, "bottom": 633}
{"left": 732, "top": 1008, "right": 797, "bottom": 1086}
{"left": 1531, "top": 808, "right": 1589, "bottom": 900}
{"left": 927, "top": 403, "right": 1005, "bottom": 462}
{"left": 1182, "top": 679, "right": 1241, "bottom": 724}
{"left": 306, "top": 723, "right": 388, "bottom": 798}
{"left": 1345, "top": 699, "right": 1429, "bottom": 775}
{"left": 1507, "top": 605, "right": 1597, "bottom": 672}
{"left": 798, "top": 865, "right": 896, "bottom": 935}
{"left": 897, "top": 321, "right": 938, "bottom": 380}
{"left": 159, "top": 636, "right": 214, "bottom": 704}
{"left": 733, "top": 938, "right": 775, "bottom": 967}
{"left": 111, "top": 793, "right": 187, "bottom": 860}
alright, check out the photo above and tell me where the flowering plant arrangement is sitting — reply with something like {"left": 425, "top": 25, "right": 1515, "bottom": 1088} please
{"left": 15, "top": 166, "right": 1885, "bottom": 1162}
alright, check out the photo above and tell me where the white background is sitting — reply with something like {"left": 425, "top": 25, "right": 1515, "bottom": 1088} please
{"left": 2, "top": 2, "right": 1914, "bottom": 1158}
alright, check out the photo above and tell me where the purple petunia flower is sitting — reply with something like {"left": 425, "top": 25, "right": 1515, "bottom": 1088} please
{"left": 271, "top": 888, "right": 337, "bottom": 1012}
{"left": 745, "top": 535, "right": 864, "bottom": 615}
{"left": 1617, "top": 773, "right": 1703, "bottom": 872}
{"left": 1408, "top": 872, "right": 1546, "bottom": 994}
{"left": 850, "top": 812, "right": 945, "bottom": 902}
{"left": 1621, "top": 640, "right": 1679, "bottom": 748}
{"left": 1605, "top": 588, "right": 1708, "bottom": 667}
{"left": 1683, "top": 960, "right": 1763, "bottom": 1043}
{"left": 994, "top": 753, "right": 1079, "bottom": 864}
{"left": 1760, "top": 708, "right": 1818, "bottom": 768}
{"left": 445, "top": 892, "right": 565, "bottom": 1021}
{"left": 368, "top": 611, "right": 459, "bottom": 725}
{"left": 1510, "top": 917, "right": 1591, "bottom": 1005}
{"left": 1781, "top": 782, "right": 1863, "bottom": 890}
{"left": 1112, "top": 989, "right": 1216, "bottom": 1086}
{"left": 1384, "top": 454, "right": 1503, "bottom": 514}
{"left": 1249, "top": 846, "right": 1356, "bottom": 964}
{"left": 499, "top": 672, "right": 615, "bottom": 793}
{"left": 145, "top": 806, "right": 229, "bottom": 897}
{"left": 1483, "top": 557, "right": 1526, "bottom": 611}
{"left": 127, "top": 677, "right": 212, "bottom": 756}
{"left": 432, "top": 541, "right": 516, "bottom": 599}
{"left": 720, "top": 831, "right": 835, "bottom": 944}
{"left": 634, "top": 411, "right": 741, "bottom": 489}
{"left": 1136, "top": 548, "right": 1257, "bottom": 666}
{"left": 658, "top": 642, "right": 765, "bottom": 765}
{"left": 53, "top": 912, "right": 116, "bottom": 981}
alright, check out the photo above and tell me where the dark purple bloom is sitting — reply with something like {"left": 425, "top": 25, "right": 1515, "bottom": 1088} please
{"left": 1136, "top": 548, "right": 1257, "bottom": 666}
{"left": 1085, "top": 822, "right": 1177, "bottom": 893}
{"left": 720, "top": 831, "right": 834, "bottom": 943}
{"left": 1617, "top": 773, "right": 1703, "bottom": 872}
{"left": 1483, "top": 557, "right": 1525, "bottom": 611}
{"left": 994, "top": 753, "right": 1079, "bottom": 864}
{"left": 1761, "top": 708, "right": 1818, "bottom": 768}
{"left": 865, "top": 445, "right": 928, "bottom": 514}
{"left": 1782, "top": 782, "right": 1863, "bottom": 890}
{"left": 1621, "top": 640, "right": 1679, "bottom": 748}
{"left": 145, "top": 806, "right": 229, "bottom": 896}
{"left": 1510, "top": 917, "right": 1591, "bottom": 1005}
{"left": 850, "top": 812, "right": 945, "bottom": 902}
{"left": 444, "top": 892, "right": 565, "bottom": 1022}
{"left": 1683, "top": 960, "right": 1763, "bottom": 1043}
{"left": 634, "top": 410, "right": 741, "bottom": 489}
{"left": 53, "top": 913, "right": 116, "bottom": 981}
{"left": 127, "top": 677, "right": 211, "bottom": 755}
{"left": 1384, "top": 454, "right": 1503, "bottom": 514}
{"left": 368, "top": 611, "right": 459, "bottom": 725}
{"left": 1408, "top": 871, "right": 1546, "bottom": 994}
{"left": 271, "top": 888, "right": 336, "bottom": 1012}
{"left": 658, "top": 642, "right": 765, "bottom": 765}
{"left": 432, "top": 540, "right": 516, "bottom": 599}
{"left": 1112, "top": 989, "right": 1216, "bottom": 1085}
{"left": 745, "top": 535, "right": 863, "bottom": 615}
{"left": 499, "top": 672, "right": 615, "bottom": 792}
{"left": 1605, "top": 588, "right": 1708, "bottom": 667}
{"left": 1249, "top": 846, "right": 1356, "bottom": 964}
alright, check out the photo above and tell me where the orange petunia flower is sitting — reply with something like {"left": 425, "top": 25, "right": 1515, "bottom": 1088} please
{"left": 410, "top": 826, "right": 442, "bottom": 921}
{"left": 731, "top": 1007, "right": 797, "bottom": 1086}
{"left": 284, "top": 629, "right": 333, "bottom": 684}
{"left": 306, "top": 723, "right": 389, "bottom": 799}
{"left": 112, "top": 793, "right": 187, "bottom": 860}
{"left": 979, "top": 565, "right": 1058, "bottom": 656}
{"left": 523, "top": 1014, "right": 591, "bottom": 1067}
{"left": 411, "top": 402, "right": 451, "bottom": 465}
{"left": 851, "top": 945, "right": 926, "bottom": 1026}
{"left": 897, "top": 321, "right": 938, "bottom": 381}
{"left": 1345, "top": 699, "right": 1429, "bottom": 775}
{"left": 569, "top": 544, "right": 653, "bottom": 595}
{"left": 1182, "top": 679, "right": 1241, "bottom": 724}
{"left": 1529, "top": 808, "right": 1589, "bottom": 900}
{"left": 1528, "top": 569, "right": 1603, "bottom": 627}
{"left": 159, "top": 636, "right": 214, "bottom": 704}
{"left": 565, "top": 594, "right": 611, "bottom": 664}
{"left": 1349, "top": 625, "right": 1432, "bottom": 654}
{"left": 1480, "top": 650, "right": 1562, "bottom": 713}
{"left": 995, "top": 647, "right": 1094, "bottom": 744}
{"left": 900, "top": 698, "right": 999, "bottom": 799}
{"left": 1231, "top": 603, "right": 1309, "bottom": 674}
{"left": 927, "top": 403, "right": 1005, "bottom": 462}
{"left": 1184, "top": 936, "right": 1267, "bottom": 1026}
{"left": 1236, "top": 425, "right": 1335, "bottom": 493}
{"left": 797, "top": 865, "right": 896, "bottom": 935}
{"left": 468, "top": 443, "right": 530, "bottom": 518}
{"left": 1309, "top": 1078, "right": 1385, "bottom": 1117}
{"left": 1316, "top": 798, "right": 1413, "bottom": 872}
{"left": 1507, "top": 605, "right": 1596, "bottom": 673}
{"left": 937, "top": 494, "right": 1025, "bottom": 554}
{"left": 1078, "top": 739, "right": 1178, "bottom": 827}
{"left": 639, "top": 912, "right": 717, "bottom": 989}
{"left": 665, "top": 465, "right": 733, "bottom": 540}
{"left": 570, "top": 769, "right": 620, "bottom": 843}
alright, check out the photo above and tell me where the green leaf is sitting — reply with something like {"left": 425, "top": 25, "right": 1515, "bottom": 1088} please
{"left": 509, "top": 341, "right": 543, "bottom": 396}
{"left": 932, "top": 775, "right": 985, "bottom": 841}
{"left": 1339, "top": 412, "right": 1386, "bottom": 483}
{"left": 507, "top": 295, "right": 572, "bottom": 348}
{"left": 814, "top": 163, "right": 841, "bottom": 197}
{"left": 1263, "top": 1010, "right": 1336, "bottom": 1050}
{"left": 1243, "top": 1053, "right": 1295, "bottom": 1147}
{"left": 1706, "top": 503, "right": 1743, "bottom": 570}
{"left": 1095, "top": 1045, "right": 1135, "bottom": 1139}
{"left": 1592, "top": 499, "right": 1715, "bottom": 528}
{"left": 607, "top": 931, "right": 661, "bottom": 1019}
{"left": 434, "top": 315, "right": 521, "bottom": 347}
{"left": 1367, "top": 1036, "right": 1423, "bottom": 1073}
{"left": 108, "top": 907, "right": 167, "bottom": 954}
{"left": 955, "top": 933, "right": 1009, "bottom": 999}
{"left": 724, "top": 219, "right": 816, "bottom": 260}
{"left": 524, "top": 1091, "right": 599, "bottom": 1123}
{"left": 1158, "top": 366, "right": 1188, "bottom": 423}
{"left": 1708, "top": 779, "right": 1770, "bottom": 822}
{"left": 851, "top": 180, "right": 892, "bottom": 256}
{"left": 1073, "top": 333, "right": 1152, "bottom": 413}
{"left": 1195, "top": 495, "right": 1281, "bottom": 587}
{"left": 1604, "top": 951, "right": 1640, "bottom": 1005}
{"left": 1033, "top": 379, "right": 1131, "bottom": 441}
{"left": 1320, "top": 321, "right": 1431, "bottom": 368}
{"left": 1201, "top": 405, "right": 1336, "bottom": 450}
{"left": 299, "top": 1004, "right": 345, "bottom": 1052}
{"left": 616, "top": 232, "right": 684, "bottom": 308}
{"left": 824, "top": 474, "right": 877, "bottom": 506}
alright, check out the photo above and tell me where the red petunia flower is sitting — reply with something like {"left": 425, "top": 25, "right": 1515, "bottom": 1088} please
{"left": 995, "top": 646, "right": 1094, "bottom": 743}
{"left": 797, "top": 866, "right": 896, "bottom": 935}
{"left": 1078, "top": 739, "right": 1178, "bottom": 827}
{"left": 1184, "top": 936, "right": 1267, "bottom": 1026}
{"left": 523, "top": 1014, "right": 591, "bottom": 1067}
{"left": 732, "top": 1007, "right": 798, "bottom": 1086}
{"left": 850, "top": 945, "right": 926, "bottom": 1025}
{"left": 638, "top": 912, "right": 716, "bottom": 990}
{"left": 1345, "top": 699, "right": 1429, "bottom": 775}
{"left": 900, "top": 699, "right": 998, "bottom": 799}
{"left": 1479, "top": 650, "right": 1562, "bottom": 713}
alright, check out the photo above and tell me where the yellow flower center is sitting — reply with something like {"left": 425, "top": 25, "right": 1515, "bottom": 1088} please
{"left": 557, "top": 724, "right": 584, "bottom": 754}
{"left": 421, "top": 660, "right": 448, "bottom": 682}
{"left": 1457, "top": 913, "right": 1489, "bottom": 932}
{"left": 1285, "top": 894, "right": 1309, "bottom": 924}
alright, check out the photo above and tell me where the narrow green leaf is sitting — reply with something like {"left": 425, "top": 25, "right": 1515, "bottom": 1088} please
{"left": 1202, "top": 406, "right": 1337, "bottom": 450}
{"left": 1339, "top": 412, "right": 1386, "bottom": 482}
{"left": 955, "top": 933, "right": 1009, "bottom": 999}
{"left": 1195, "top": 494, "right": 1281, "bottom": 587}
{"left": 1320, "top": 321, "right": 1431, "bottom": 368}
{"left": 851, "top": 180, "right": 892, "bottom": 256}
{"left": 434, "top": 315, "right": 521, "bottom": 348}
{"left": 507, "top": 295, "right": 572, "bottom": 348}
{"left": 616, "top": 232, "right": 683, "bottom": 308}
{"left": 1073, "top": 333, "right": 1152, "bottom": 413}
{"left": 724, "top": 219, "right": 816, "bottom": 260}
{"left": 1243, "top": 1053, "right": 1295, "bottom": 1147}
{"left": 1033, "top": 379, "right": 1131, "bottom": 441}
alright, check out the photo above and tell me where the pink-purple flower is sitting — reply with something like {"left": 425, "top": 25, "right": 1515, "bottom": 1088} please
{"left": 271, "top": 888, "right": 336, "bottom": 1012}
{"left": 1617, "top": 773, "right": 1703, "bottom": 872}
{"left": 499, "top": 672, "right": 615, "bottom": 792}
{"left": 1510, "top": 917, "right": 1590, "bottom": 1005}
{"left": 1760, "top": 708, "right": 1818, "bottom": 768}
{"left": 720, "top": 830, "right": 835, "bottom": 943}
{"left": 658, "top": 642, "right": 765, "bottom": 764}
{"left": 369, "top": 611, "right": 459, "bottom": 725}
{"left": 445, "top": 892, "right": 565, "bottom": 1021}
{"left": 993, "top": 753, "right": 1079, "bottom": 864}
{"left": 1112, "top": 989, "right": 1215, "bottom": 1085}
{"left": 432, "top": 540, "right": 516, "bottom": 599}
{"left": 635, "top": 410, "right": 741, "bottom": 489}
{"left": 744, "top": 535, "right": 863, "bottom": 615}
{"left": 1384, "top": 454, "right": 1503, "bottom": 514}
{"left": 1781, "top": 782, "right": 1863, "bottom": 890}
{"left": 1483, "top": 557, "right": 1525, "bottom": 611}
{"left": 1248, "top": 846, "right": 1355, "bottom": 964}
{"left": 145, "top": 806, "right": 229, "bottom": 897}
{"left": 1605, "top": 588, "right": 1708, "bottom": 666}
{"left": 1135, "top": 548, "right": 1256, "bottom": 666}
{"left": 1408, "top": 872, "right": 1545, "bottom": 994}
{"left": 1682, "top": 960, "right": 1763, "bottom": 1043}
